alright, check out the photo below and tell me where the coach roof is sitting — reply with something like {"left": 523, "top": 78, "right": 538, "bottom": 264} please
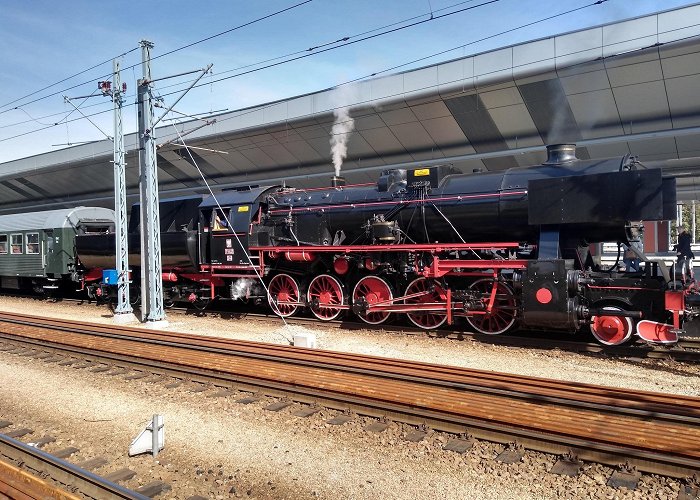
{"left": 0, "top": 207, "right": 114, "bottom": 232}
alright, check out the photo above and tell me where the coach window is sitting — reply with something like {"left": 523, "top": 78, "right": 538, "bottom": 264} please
{"left": 0, "top": 235, "right": 6, "bottom": 254}
{"left": 10, "top": 234, "right": 23, "bottom": 254}
{"left": 26, "top": 233, "right": 39, "bottom": 254}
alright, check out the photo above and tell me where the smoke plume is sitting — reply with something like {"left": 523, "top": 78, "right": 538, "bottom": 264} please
{"left": 330, "top": 106, "right": 355, "bottom": 177}
{"left": 230, "top": 278, "right": 254, "bottom": 300}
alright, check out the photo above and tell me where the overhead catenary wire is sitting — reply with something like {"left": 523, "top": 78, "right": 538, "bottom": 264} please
{"left": 135, "top": 0, "right": 611, "bottom": 105}
{"left": 1, "top": 0, "right": 602, "bottom": 135}
{"left": 0, "top": 86, "right": 111, "bottom": 131}
{"left": 0, "top": 1, "right": 314, "bottom": 116}
{"left": 169, "top": 0, "right": 487, "bottom": 82}
{"left": 142, "top": 0, "right": 621, "bottom": 156}
{"left": 12, "top": 107, "right": 57, "bottom": 127}
{"left": 0, "top": 0, "right": 507, "bottom": 145}
{"left": 0, "top": 0, "right": 488, "bottom": 132}
{"left": 341, "top": 0, "right": 610, "bottom": 85}
{"left": 150, "top": 0, "right": 313, "bottom": 63}
{"left": 154, "top": 0, "right": 504, "bottom": 96}
{"left": 0, "top": 46, "right": 140, "bottom": 112}
{"left": 62, "top": 96, "right": 112, "bottom": 141}
{"left": 0, "top": 0, "right": 624, "bottom": 152}
{"left": 1, "top": 15, "right": 682, "bottom": 156}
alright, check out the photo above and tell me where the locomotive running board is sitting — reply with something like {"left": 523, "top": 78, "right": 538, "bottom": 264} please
{"left": 636, "top": 320, "right": 679, "bottom": 344}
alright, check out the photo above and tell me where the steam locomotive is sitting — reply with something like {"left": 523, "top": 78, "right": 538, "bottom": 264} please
{"left": 71, "top": 143, "right": 696, "bottom": 346}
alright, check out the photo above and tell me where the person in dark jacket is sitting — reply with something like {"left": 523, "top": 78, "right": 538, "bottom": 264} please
{"left": 675, "top": 228, "right": 695, "bottom": 281}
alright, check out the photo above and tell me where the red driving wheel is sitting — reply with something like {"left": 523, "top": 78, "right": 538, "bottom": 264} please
{"left": 353, "top": 276, "right": 393, "bottom": 324}
{"left": 465, "top": 278, "right": 517, "bottom": 335}
{"left": 308, "top": 274, "right": 344, "bottom": 321}
{"left": 267, "top": 274, "right": 300, "bottom": 317}
{"left": 404, "top": 278, "right": 447, "bottom": 329}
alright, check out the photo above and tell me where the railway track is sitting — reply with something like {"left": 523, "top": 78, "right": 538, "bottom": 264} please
{"left": 5, "top": 292, "right": 700, "bottom": 362}
{"left": 0, "top": 432, "right": 146, "bottom": 499}
{"left": 174, "top": 305, "right": 700, "bottom": 362}
{"left": 0, "top": 311, "right": 698, "bottom": 480}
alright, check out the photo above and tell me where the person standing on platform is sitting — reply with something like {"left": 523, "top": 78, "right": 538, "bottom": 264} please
{"left": 675, "top": 227, "right": 695, "bottom": 282}
{"left": 623, "top": 239, "right": 643, "bottom": 272}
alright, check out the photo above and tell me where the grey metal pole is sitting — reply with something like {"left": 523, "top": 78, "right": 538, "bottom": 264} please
{"left": 112, "top": 59, "right": 133, "bottom": 316}
{"left": 137, "top": 40, "right": 165, "bottom": 323}
{"left": 693, "top": 200, "right": 697, "bottom": 244}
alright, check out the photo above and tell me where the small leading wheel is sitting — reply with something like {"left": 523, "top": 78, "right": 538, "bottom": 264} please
{"left": 353, "top": 276, "right": 393, "bottom": 325}
{"left": 268, "top": 274, "right": 301, "bottom": 317}
{"left": 404, "top": 277, "right": 447, "bottom": 330}
{"left": 308, "top": 274, "right": 344, "bottom": 321}
{"left": 590, "top": 306, "right": 634, "bottom": 345}
{"left": 465, "top": 278, "right": 517, "bottom": 335}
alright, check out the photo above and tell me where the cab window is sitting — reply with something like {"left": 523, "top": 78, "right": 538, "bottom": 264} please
{"left": 212, "top": 209, "right": 230, "bottom": 232}
{"left": 10, "top": 234, "right": 22, "bottom": 254}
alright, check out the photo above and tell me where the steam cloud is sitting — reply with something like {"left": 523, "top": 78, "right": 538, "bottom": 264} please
{"left": 230, "top": 278, "right": 254, "bottom": 300}
{"left": 330, "top": 106, "right": 355, "bottom": 177}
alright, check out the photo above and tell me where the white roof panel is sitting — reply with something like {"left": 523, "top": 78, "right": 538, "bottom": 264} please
{"left": 0, "top": 207, "right": 114, "bottom": 232}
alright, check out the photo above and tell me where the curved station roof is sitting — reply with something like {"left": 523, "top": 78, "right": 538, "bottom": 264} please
{"left": 2, "top": 3, "right": 700, "bottom": 213}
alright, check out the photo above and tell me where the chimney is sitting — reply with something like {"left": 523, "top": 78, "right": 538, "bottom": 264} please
{"left": 544, "top": 144, "right": 577, "bottom": 164}
{"left": 331, "top": 175, "right": 346, "bottom": 188}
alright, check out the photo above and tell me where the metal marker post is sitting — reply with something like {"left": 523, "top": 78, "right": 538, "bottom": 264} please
{"left": 152, "top": 414, "right": 162, "bottom": 458}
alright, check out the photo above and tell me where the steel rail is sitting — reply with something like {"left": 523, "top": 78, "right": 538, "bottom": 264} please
{"left": 2, "top": 312, "right": 699, "bottom": 421}
{"left": 0, "top": 312, "right": 699, "bottom": 478}
{"left": 5, "top": 313, "right": 700, "bottom": 418}
{"left": 6, "top": 292, "right": 700, "bottom": 361}
{"left": 0, "top": 433, "right": 147, "bottom": 500}
{"left": 3, "top": 313, "right": 700, "bottom": 428}
{"left": 3, "top": 312, "right": 700, "bottom": 420}
{"left": 171, "top": 305, "right": 700, "bottom": 362}
{"left": 0, "top": 457, "right": 80, "bottom": 500}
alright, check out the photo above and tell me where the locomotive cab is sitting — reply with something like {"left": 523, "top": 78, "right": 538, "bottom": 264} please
{"left": 198, "top": 186, "right": 277, "bottom": 271}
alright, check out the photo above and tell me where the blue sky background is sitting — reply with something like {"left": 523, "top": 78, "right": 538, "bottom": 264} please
{"left": 0, "top": 0, "right": 696, "bottom": 163}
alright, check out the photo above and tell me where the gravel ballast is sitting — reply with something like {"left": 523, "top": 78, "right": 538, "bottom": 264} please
{"left": 0, "top": 297, "right": 697, "bottom": 499}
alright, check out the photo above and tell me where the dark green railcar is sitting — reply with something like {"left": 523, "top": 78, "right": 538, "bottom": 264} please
{"left": 0, "top": 207, "right": 114, "bottom": 292}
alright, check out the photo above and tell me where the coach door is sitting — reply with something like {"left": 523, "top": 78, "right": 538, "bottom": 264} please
{"left": 43, "top": 229, "right": 63, "bottom": 277}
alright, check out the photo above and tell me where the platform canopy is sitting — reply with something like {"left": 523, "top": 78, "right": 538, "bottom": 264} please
{"left": 2, "top": 3, "right": 700, "bottom": 213}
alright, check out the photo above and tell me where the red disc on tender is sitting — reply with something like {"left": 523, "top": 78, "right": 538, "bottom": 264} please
{"left": 535, "top": 287, "right": 552, "bottom": 304}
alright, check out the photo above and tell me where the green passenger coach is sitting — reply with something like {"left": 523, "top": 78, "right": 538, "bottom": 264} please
{"left": 0, "top": 207, "right": 114, "bottom": 292}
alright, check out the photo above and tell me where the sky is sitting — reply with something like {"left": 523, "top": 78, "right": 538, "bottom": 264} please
{"left": 0, "top": 0, "right": 697, "bottom": 164}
